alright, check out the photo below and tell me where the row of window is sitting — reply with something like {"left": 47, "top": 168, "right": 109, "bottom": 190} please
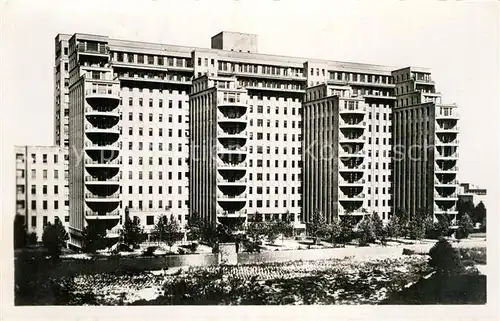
{"left": 247, "top": 146, "right": 302, "bottom": 155}
{"left": 249, "top": 119, "right": 302, "bottom": 128}
{"left": 125, "top": 97, "right": 186, "bottom": 109}
{"left": 126, "top": 199, "right": 188, "bottom": 210}
{"left": 247, "top": 173, "right": 302, "bottom": 181}
{"left": 217, "top": 61, "right": 304, "bottom": 78}
{"left": 249, "top": 186, "right": 302, "bottom": 195}
{"left": 26, "top": 185, "right": 65, "bottom": 195}
{"left": 249, "top": 105, "right": 301, "bottom": 115}
{"left": 29, "top": 215, "right": 69, "bottom": 228}
{"left": 126, "top": 127, "right": 187, "bottom": 138}
{"left": 127, "top": 112, "right": 187, "bottom": 124}
{"left": 124, "top": 185, "right": 186, "bottom": 195}
{"left": 122, "top": 171, "right": 188, "bottom": 180}
{"left": 18, "top": 153, "right": 64, "bottom": 164}
{"left": 122, "top": 156, "right": 188, "bottom": 166}
{"left": 123, "top": 142, "right": 188, "bottom": 153}
{"left": 27, "top": 169, "right": 65, "bottom": 180}
{"left": 248, "top": 159, "right": 303, "bottom": 168}
{"left": 249, "top": 200, "right": 301, "bottom": 208}
{"left": 29, "top": 200, "right": 69, "bottom": 210}
{"left": 114, "top": 52, "right": 191, "bottom": 68}
{"left": 250, "top": 132, "right": 302, "bottom": 142}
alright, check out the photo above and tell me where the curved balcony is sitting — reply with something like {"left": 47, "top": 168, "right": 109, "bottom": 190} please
{"left": 217, "top": 144, "right": 248, "bottom": 155}
{"left": 217, "top": 184, "right": 247, "bottom": 196}
{"left": 339, "top": 119, "right": 366, "bottom": 129}
{"left": 85, "top": 107, "right": 120, "bottom": 128}
{"left": 85, "top": 179, "right": 120, "bottom": 196}
{"left": 339, "top": 177, "right": 365, "bottom": 187}
{"left": 85, "top": 125, "right": 120, "bottom": 144}
{"left": 217, "top": 168, "right": 247, "bottom": 181}
{"left": 218, "top": 129, "right": 247, "bottom": 139}
{"left": 217, "top": 177, "right": 247, "bottom": 185}
{"left": 85, "top": 197, "right": 120, "bottom": 213}
{"left": 84, "top": 210, "right": 120, "bottom": 231}
{"left": 218, "top": 103, "right": 247, "bottom": 115}
{"left": 339, "top": 104, "right": 366, "bottom": 115}
{"left": 434, "top": 191, "right": 458, "bottom": 201}
{"left": 339, "top": 160, "right": 366, "bottom": 172}
{"left": 85, "top": 89, "right": 120, "bottom": 112}
{"left": 217, "top": 199, "right": 247, "bottom": 212}
{"left": 217, "top": 153, "right": 247, "bottom": 164}
{"left": 85, "top": 142, "right": 120, "bottom": 164}
{"left": 217, "top": 137, "right": 247, "bottom": 149}
{"left": 85, "top": 158, "right": 121, "bottom": 168}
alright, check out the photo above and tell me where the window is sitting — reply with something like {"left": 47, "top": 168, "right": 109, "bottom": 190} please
{"left": 31, "top": 169, "right": 36, "bottom": 179}
{"left": 43, "top": 201, "right": 48, "bottom": 210}
{"left": 31, "top": 216, "right": 36, "bottom": 227}
{"left": 54, "top": 200, "right": 59, "bottom": 210}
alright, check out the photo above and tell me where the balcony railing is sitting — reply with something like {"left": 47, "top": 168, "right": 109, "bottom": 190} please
{"left": 217, "top": 112, "right": 248, "bottom": 122}
{"left": 85, "top": 192, "right": 120, "bottom": 199}
{"left": 217, "top": 161, "right": 247, "bottom": 168}
{"left": 339, "top": 121, "right": 366, "bottom": 127}
{"left": 339, "top": 178, "right": 366, "bottom": 185}
{"left": 84, "top": 125, "right": 120, "bottom": 133}
{"left": 339, "top": 163, "right": 366, "bottom": 170}
{"left": 216, "top": 210, "right": 247, "bottom": 216}
{"left": 84, "top": 107, "right": 120, "bottom": 116}
{"left": 339, "top": 105, "right": 367, "bottom": 113}
{"left": 436, "top": 125, "right": 459, "bottom": 132}
{"left": 434, "top": 179, "right": 458, "bottom": 185}
{"left": 434, "top": 192, "right": 458, "bottom": 199}
{"left": 85, "top": 210, "right": 120, "bottom": 217}
{"left": 85, "top": 158, "right": 122, "bottom": 165}
{"left": 217, "top": 129, "right": 247, "bottom": 137}
{"left": 217, "top": 193, "right": 247, "bottom": 199}
{"left": 77, "top": 44, "right": 109, "bottom": 55}
{"left": 435, "top": 165, "right": 458, "bottom": 172}
{"left": 84, "top": 141, "right": 120, "bottom": 149}
{"left": 84, "top": 176, "right": 120, "bottom": 182}
{"left": 217, "top": 97, "right": 248, "bottom": 105}
{"left": 339, "top": 193, "right": 366, "bottom": 200}
{"left": 85, "top": 88, "right": 120, "bottom": 97}
{"left": 217, "top": 144, "right": 247, "bottom": 153}
{"left": 217, "top": 177, "right": 247, "bottom": 184}
{"left": 339, "top": 135, "right": 366, "bottom": 142}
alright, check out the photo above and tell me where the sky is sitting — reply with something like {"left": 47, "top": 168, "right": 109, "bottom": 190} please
{"left": 1, "top": 0, "right": 499, "bottom": 215}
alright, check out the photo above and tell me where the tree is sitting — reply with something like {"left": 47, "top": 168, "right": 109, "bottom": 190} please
{"left": 338, "top": 213, "right": 356, "bottom": 244}
{"left": 307, "top": 210, "right": 328, "bottom": 244}
{"left": 14, "top": 214, "right": 27, "bottom": 249}
{"left": 457, "top": 199, "right": 474, "bottom": 219}
{"left": 82, "top": 224, "right": 107, "bottom": 253}
{"left": 120, "top": 215, "right": 146, "bottom": 249}
{"left": 395, "top": 207, "right": 410, "bottom": 230}
{"left": 41, "top": 218, "right": 69, "bottom": 260}
{"left": 246, "top": 221, "right": 265, "bottom": 243}
{"left": 472, "top": 201, "right": 486, "bottom": 225}
{"left": 326, "top": 219, "right": 341, "bottom": 246}
{"left": 456, "top": 213, "right": 474, "bottom": 239}
{"left": 371, "top": 212, "right": 384, "bottom": 241}
{"left": 263, "top": 220, "right": 280, "bottom": 244}
{"left": 408, "top": 208, "right": 429, "bottom": 240}
{"left": 357, "top": 215, "right": 376, "bottom": 246}
{"left": 186, "top": 211, "right": 203, "bottom": 240}
{"left": 386, "top": 214, "right": 402, "bottom": 239}
{"left": 275, "top": 218, "right": 294, "bottom": 244}
{"left": 429, "top": 238, "right": 465, "bottom": 276}
{"left": 152, "top": 214, "right": 181, "bottom": 250}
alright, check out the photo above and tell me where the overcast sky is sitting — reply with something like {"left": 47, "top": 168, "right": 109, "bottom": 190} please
{"left": 1, "top": 0, "right": 498, "bottom": 213}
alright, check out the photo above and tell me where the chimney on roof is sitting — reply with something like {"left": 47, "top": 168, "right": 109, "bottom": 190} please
{"left": 211, "top": 31, "right": 258, "bottom": 53}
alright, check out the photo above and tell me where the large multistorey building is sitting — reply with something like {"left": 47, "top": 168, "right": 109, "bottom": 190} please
{"left": 392, "top": 67, "right": 459, "bottom": 222}
{"left": 46, "top": 31, "right": 459, "bottom": 247}
{"left": 15, "top": 146, "right": 69, "bottom": 240}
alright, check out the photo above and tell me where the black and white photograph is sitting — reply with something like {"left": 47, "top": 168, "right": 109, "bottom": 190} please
{"left": 1, "top": 0, "right": 498, "bottom": 318}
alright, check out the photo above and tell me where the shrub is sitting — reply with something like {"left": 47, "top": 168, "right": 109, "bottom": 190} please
{"left": 357, "top": 216, "right": 376, "bottom": 246}
{"left": 187, "top": 242, "right": 199, "bottom": 253}
{"left": 457, "top": 213, "right": 474, "bottom": 239}
{"left": 142, "top": 246, "right": 157, "bottom": 256}
{"left": 429, "top": 238, "right": 465, "bottom": 276}
{"left": 402, "top": 248, "right": 416, "bottom": 255}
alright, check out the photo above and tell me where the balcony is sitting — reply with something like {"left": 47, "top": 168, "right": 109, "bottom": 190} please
{"left": 85, "top": 192, "right": 120, "bottom": 199}
{"left": 435, "top": 125, "right": 459, "bottom": 133}
{"left": 339, "top": 120, "right": 366, "bottom": 129}
{"left": 85, "top": 88, "right": 120, "bottom": 103}
{"left": 434, "top": 192, "right": 458, "bottom": 200}
{"left": 434, "top": 165, "right": 458, "bottom": 173}
{"left": 217, "top": 177, "right": 247, "bottom": 184}
{"left": 339, "top": 193, "right": 366, "bottom": 200}
{"left": 118, "top": 74, "right": 191, "bottom": 86}
{"left": 245, "top": 85, "right": 305, "bottom": 94}
{"left": 217, "top": 161, "right": 247, "bottom": 169}
{"left": 77, "top": 44, "right": 109, "bottom": 56}
{"left": 217, "top": 112, "right": 248, "bottom": 122}
{"left": 339, "top": 178, "right": 366, "bottom": 186}
{"left": 217, "top": 98, "right": 248, "bottom": 107}
{"left": 339, "top": 105, "right": 366, "bottom": 114}
{"left": 85, "top": 210, "right": 121, "bottom": 220}
{"left": 338, "top": 163, "right": 366, "bottom": 171}
{"left": 217, "top": 144, "right": 247, "bottom": 154}
{"left": 85, "top": 106, "right": 120, "bottom": 119}
{"left": 436, "top": 107, "right": 459, "bottom": 120}
{"left": 217, "top": 192, "right": 248, "bottom": 200}
{"left": 339, "top": 135, "right": 366, "bottom": 144}
{"left": 434, "top": 178, "right": 458, "bottom": 186}
{"left": 216, "top": 210, "right": 247, "bottom": 217}
{"left": 217, "top": 129, "right": 247, "bottom": 138}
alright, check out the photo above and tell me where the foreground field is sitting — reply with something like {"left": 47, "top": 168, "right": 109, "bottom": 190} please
{"left": 60, "top": 255, "right": 430, "bottom": 305}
